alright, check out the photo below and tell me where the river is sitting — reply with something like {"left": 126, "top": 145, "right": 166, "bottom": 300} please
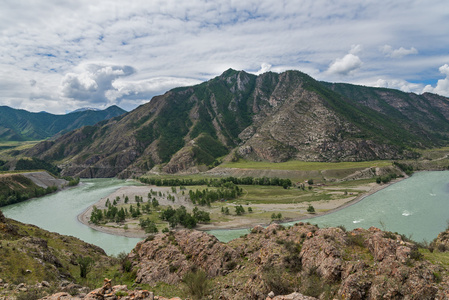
{"left": 209, "top": 171, "right": 449, "bottom": 242}
{"left": 2, "top": 171, "right": 449, "bottom": 254}
{"left": 1, "top": 178, "right": 142, "bottom": 256}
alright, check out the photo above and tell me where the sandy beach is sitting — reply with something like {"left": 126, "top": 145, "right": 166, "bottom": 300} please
{"left": 77, "top": 177, "right": 405, "bottom": 238}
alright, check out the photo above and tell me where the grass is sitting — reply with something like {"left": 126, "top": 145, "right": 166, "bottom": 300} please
{"left": 0, "top": 169, "right": 48, "bottom": 175}
{"left": 420, "top": 249, "right": 449, "bottom": 267}
{"left": 0, "top": 141, "right": 41, "bottom": 158}
{"left": 220, "top": 159, "right": 392, "bottom": 171}
{"left": 229, "top": 185, "right": 360, "bottom": 205}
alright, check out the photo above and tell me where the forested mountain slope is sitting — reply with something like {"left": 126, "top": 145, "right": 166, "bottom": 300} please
{"left": 24, "top": 69, "right": 449, "bottom": 178}
{"left": 0, "top": 105, "right": 126, "bottom": 141}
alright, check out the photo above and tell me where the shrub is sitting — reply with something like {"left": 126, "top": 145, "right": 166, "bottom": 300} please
{"left": 437, "top": 243, "right": 447, "bottom": 252}
{"left": 409, "top": 248, "right": 423, "bottom": 261}
{"left": 346, "top": 234, "right": 365, "bottom": 248}
{"left": 183, "top": 269, "right": 210, "bottom": 298}
{"left": 434, "top": 271, "right": 442, "bottom": 283}
{"left": 337, "top": 225, "right": 347, "bottom": 232}
{"left": 77, "top": 256, "right": 94, "bottom": 278}
{"left": 225, "top": 260, "right": 237, "bottom": 270}
{"left": 16, "top": 288, "right": 46, "bottom": 300}
{"left": 262, "top": 266, "right": 297, "bottom": 295}
{"left": 307, "top": 205, "right": 315, "bottom": 213}
{"left": 383, "top": 231, "right": 397, "bottom": 239}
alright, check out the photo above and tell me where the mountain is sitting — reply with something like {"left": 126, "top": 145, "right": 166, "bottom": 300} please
{"left": 24, "top": 69, "right": 449, "bottom": 178}
{"left": 0, "top": 105, "right": 126, "bottom": 141}
{"left": 68, "top": 107, "right": 101, "bottom": 113}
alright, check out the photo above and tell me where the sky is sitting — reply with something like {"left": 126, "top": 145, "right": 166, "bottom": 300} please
{"left": 1, "top": 0, "right": 449, "bottom": 114}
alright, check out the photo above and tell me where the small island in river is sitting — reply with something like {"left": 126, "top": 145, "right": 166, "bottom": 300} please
{"left": 78, "top": 176, "right": 403, "bottom": 238}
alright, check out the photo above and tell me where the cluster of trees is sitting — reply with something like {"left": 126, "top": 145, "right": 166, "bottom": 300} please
{"left": 160, "top": 206, "right": 210, "bottom": 229}
{"left": 139, "top": 176, "right": 292, "bottom": 188}
{"left": 0, "top": 175, "right": 57, "bottom": 207}
{"left": 271, "top": 212, "right": 283, "bottom": 220}
{"left": 393, "top": 161, "right": 414, "bottom": 176}
{"left": 0, "top": 159, "right": 8, "bottom": 171}
{"left": 376, "top": 173, "right": 398, "bottom": 184}
{"left": 63, "top": 176, "right": 80, "bottom": 186}
{"left": 139, "top": 217, "right": 158, "bottom": 233}
{"left": 189, "top": 183, "right": 243, "bottom": 206}
{"left": 235, "top": 205, "right": 245, "bottom": 215}
{"left": 89, "top": 195, "right": 161, "bottom": 225}
{"left": 15, "top": 157, "right": 61, "bottom": 175}
{"left": 90, "top": 205, "right": 127, "bottom": 225}
{"left": 221, "top": 205, "right": 252, "bottom": 215}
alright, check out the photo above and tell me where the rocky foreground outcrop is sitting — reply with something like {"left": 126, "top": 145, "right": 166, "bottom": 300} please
{"left": 127, "top": 224, "right": 449, "bottom": 299}
{"left": 39, "top": 224, "right": 449, "bottom": 299}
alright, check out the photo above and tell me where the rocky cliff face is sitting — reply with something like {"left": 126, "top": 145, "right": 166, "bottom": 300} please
{"left": 128, "top": 230, "right": 239, "bottom": 285}
{"left": 126, "top": 224, "right": 449, "bottom": 299}
{"left": 24, "top": 69, "right": 449, "bottom": 177}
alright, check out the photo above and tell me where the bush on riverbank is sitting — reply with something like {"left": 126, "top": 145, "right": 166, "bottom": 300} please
{"left": 376, "top": 173, "right": 398, "bottom": 184}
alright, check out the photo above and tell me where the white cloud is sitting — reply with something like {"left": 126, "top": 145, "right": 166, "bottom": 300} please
{"left": 60, "top": 64, "right": 135, "bottom": 103}
{"left": 106, "top": 77, "right": 202, "bottom": 102}
{"left": 423, "top": 64, "right": 449, "bottom": 97}
{"left": 382, "top": 45, "right": 418, "bottom": 58}
{"left": 1, "top": 0, "right": 449, "bottom": 113}
{"left": 326, "top": 45, "right": 363, "bottom": 76}
{"left": 253, "top": 63, "right": 272, "bottom": 75}
{"left": 374, "top": 78, "right": 423, "bottom": 93}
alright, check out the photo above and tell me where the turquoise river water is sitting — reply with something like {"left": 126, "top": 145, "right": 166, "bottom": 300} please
{"left": 2, "top": 171, "right": 449, "bottom": 254}
{"left": 2, "top": 178, "right": 142, "bottom": 256}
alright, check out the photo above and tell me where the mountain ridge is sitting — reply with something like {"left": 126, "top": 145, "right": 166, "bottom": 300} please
{"left": 23, "top": 69, "right": 449, "bottom": 178}
{"left": 0, "top": 105, "right": 126, "bottom": 141}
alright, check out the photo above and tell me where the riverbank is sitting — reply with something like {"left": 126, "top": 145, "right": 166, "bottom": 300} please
{"left": 77, "top": 177, "right": 405, "bottom": 238}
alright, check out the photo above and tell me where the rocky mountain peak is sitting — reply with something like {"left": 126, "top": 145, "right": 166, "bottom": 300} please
{"left": 23, "top": 69, "right": 449, "bottom": 178}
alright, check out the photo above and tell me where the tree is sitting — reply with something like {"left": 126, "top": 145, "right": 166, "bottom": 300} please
{"left": 235, "top": 205, "right": 245, "bottom": 215}
{"left": 307, "top": 179, "right": 314, "bottom": 185}
{"left": 78, "top": 256, "right": 94, "bottom": 278}
{"left": 116, "top": 208, "right": 126, "bottom": 222}
{"left": 307, "top": 205, "right": 315, "bottom": 213}
{"left": 193, "top": 207, "right": 210, "bottom": 222}
{"left": 152, "top": 198, "right": 159, "bottom": 208}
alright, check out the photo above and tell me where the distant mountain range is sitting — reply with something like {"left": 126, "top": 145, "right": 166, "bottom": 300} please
{"left": 68, "top": 107, "right": 102, "bottom": 113}
{"left": 0, "top": 105, "right": 126, "bottom": 141}
{"left": 24, "top": 69, "right": 449, "bottom": 178}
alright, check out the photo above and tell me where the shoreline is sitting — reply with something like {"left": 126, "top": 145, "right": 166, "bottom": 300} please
{"left": 77, "top": 176, "right": 406, "bottom": 238}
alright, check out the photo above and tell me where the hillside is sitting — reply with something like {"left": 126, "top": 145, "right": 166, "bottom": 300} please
{"left": 23, "top": 69, "right": 449, "bottom": 178}
{"left": 0, "top": 210, "right": 120, "bottom": 299}
{"left": 0, "top": 171, "right": 67, "bottom": 207}
{"left": 122, "top": 224, "right": 449, "bottom": 299}
{"left": 38, "top": 224, "right": 449, "bottom": 299}
{"left": 2, "top": 207, "right": 449, "bottom": 299}
{"left": 0, "top": 105, "right": 126, "bottom": 141}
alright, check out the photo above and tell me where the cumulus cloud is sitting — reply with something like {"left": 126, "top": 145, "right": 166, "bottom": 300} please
{"left": 382, "top": 45, "right": 418, "bottom": 58}
{"left": 254, "top": 63, "right": 272, "bottom": 75}
{"left": 106, "top": 77, "right": 202, "bottom": 102}
{"left": 423, "top": 64, "right": 449, "bottom": 97}
{"left": 1, "top": 1, "right": 449, "bottom": 113}
{"left": 60, "top": 64, "right": 135, "bottom": 103}
{"left": 59, "top": 63, "right": 203, "bottom": 110}
{"left": 374, "top": 78, "right": 422, "bottom": 93}
{"left": 326, "top": 45, "right": 363, "bottom": 76}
